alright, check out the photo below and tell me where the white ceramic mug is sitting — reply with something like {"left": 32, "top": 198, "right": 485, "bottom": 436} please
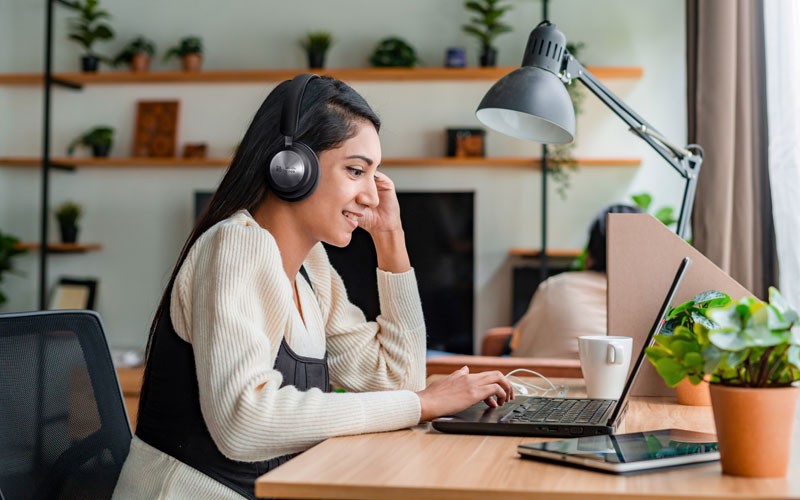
{"left": 578, "top": 336, "right": 633, "bottom": 400}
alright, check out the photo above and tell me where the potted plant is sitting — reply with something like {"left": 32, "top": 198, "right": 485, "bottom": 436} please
{"left": 657, "top": 290, "right": 732, "bottom": 405}
{"left": 645, "top": 288, "right": 800, "bottom": 477}
{"left": 113, "top": 36, "right": 156, "bottom": 73}
{"left": 369, "top": 37, "right": 419, "bottom": 68}
{"left": 164, "top": 36, "right": 203, "bottom": 72}
{"left": 63, "top": 0, "right": 115, "bottom": 72}
{"left": 300, "top": 31, "right": 333, "bottom": 69}
{"left": 461, "top": 0, "right": 513, "bottom": 67}
{"left": 0, "top": 230, "right": 27, "bottom": 308}
{"left": 67, "top": 126, "right": 114, "bottom": 158}
{"left": 54, "top": 201, "right": 83, "bottom": 244}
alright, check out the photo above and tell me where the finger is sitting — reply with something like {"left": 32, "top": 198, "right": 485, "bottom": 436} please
{"left": 484, "top": 396, "right": 498, "bottom": 408}
{"left": 479, "top": 383, "right": 508, "bottom": 406}
{"left": 491, "top": 383, "right": 508, "bottom": 406}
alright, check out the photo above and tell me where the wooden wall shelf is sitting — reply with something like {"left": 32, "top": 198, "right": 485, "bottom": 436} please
{"left": 0, "top": 66, "right": 643, "bottom": 86}
{"left": 15, "top": 242, "right": 102, "bottom": 253}
{"left": 508, "top": 248, "right": 582, "bottom": 258}
{"left": 0, "top": 156, "right": 641, "bottom": 170}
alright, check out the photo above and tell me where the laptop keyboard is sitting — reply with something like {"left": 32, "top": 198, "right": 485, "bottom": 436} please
{"left": 502, "top": 398, "right": 613, "bottom": 425}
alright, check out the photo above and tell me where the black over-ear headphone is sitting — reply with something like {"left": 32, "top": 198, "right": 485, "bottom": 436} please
{"left": 267, "top": 73, "right": 320, "bottom": 201}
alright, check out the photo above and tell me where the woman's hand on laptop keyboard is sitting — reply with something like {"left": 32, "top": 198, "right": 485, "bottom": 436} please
{"left": 416, "top": 366, "right": 515, "bottom": 421}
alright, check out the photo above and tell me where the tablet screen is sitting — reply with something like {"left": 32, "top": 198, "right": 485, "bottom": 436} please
{"left": 518, "top": 429, "right": 719, "bottom": 473}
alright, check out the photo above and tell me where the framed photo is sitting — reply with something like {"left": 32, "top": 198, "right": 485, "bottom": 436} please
{"left": 446, "top": 128, "right": 485, "bottom": 158}
{"left": 133, "top": 100, "right": 180, "bottom": 157}
{"left": 50, "top": 277, "right": 98, "bottom": 310}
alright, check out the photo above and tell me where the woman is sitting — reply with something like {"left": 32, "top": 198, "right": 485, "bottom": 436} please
{"left": 112, "top": 74, "right": 513, "bottom": 500}
{"left": 511, "top": 204, "right": 642, "bottom": 359}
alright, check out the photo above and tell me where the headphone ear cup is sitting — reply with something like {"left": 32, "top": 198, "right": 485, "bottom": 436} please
{"left": 267, "top": 142, "right": 320, "bottom": 202}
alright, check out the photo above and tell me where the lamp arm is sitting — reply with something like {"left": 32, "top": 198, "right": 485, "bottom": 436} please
{"left": 562, "top": 55, "right": 703, "bottom": 239}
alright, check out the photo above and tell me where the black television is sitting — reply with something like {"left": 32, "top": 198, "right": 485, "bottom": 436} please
{"left": 194, "top": 190, "right": 475, "bottom": 354}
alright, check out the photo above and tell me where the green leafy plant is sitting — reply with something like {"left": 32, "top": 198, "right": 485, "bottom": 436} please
{"left": 163, "top": 36, "right": 203, "bottom": 61}
{"left": 63, "top": 0, "right": 114, "bottom": 56}
{"left": 112, "top": 36, "right": 156, "bottom": 67}
{"left": 646, "top": 288, "right": 800, "bottom": 388}
{"left": 369, "top": 37, "right": 419, "bottom": 68}
{"left": 300, "top": 31, "right": 332, "bottom": 54}
{"left": 0, "top": 230, "right": 27, "bottom": 307}
{"left": 55, "top": 201, "right": 83, "bottom": 227}
{"left": 67, "top": 126, "right": 114, "bottom": 156}
{"left": 461, "top": 0, "right": 512, "bottom": 51}
{"left": 631, "top": 192, "right": 678, "bottom": 228}
{"left": 546, "top": 42, "right": 586, "bottom": 199}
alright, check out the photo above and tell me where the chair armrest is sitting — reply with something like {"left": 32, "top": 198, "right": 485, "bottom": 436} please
{"left": 426, "top": 355, "right": 582, "bottom": 378}
{"left": 480, "top": 326, "right": 514, "bottom": 356}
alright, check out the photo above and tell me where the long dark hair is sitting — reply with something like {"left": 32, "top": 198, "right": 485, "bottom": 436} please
{"left": 144, "top": 75, "right": 380, "bottom": 359}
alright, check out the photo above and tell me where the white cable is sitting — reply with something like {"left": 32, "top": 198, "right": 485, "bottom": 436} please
{"left": 505, "top": 368, "right": 569, "bottom": 398}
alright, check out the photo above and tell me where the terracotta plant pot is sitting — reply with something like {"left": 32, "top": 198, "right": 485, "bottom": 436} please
{"left": 675, "top": 378, "right": 711, "bottom": 406}
{"left": 709, "top": 384, "right": 800, "bottom": 477}
{"left": 130, "top": 53, "right": 150, "bottom": 73}
{"left": 181, "top": 53, "right": 202, "bottom": 72}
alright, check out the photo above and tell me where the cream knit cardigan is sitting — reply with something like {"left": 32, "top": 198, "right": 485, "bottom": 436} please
{"left": 113, "top": 210, "right": 426, "bottom": 499}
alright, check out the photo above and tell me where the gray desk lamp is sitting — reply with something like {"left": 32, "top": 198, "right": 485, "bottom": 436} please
{"left": 476, "top": 21, "right": 703, "bottom": 276}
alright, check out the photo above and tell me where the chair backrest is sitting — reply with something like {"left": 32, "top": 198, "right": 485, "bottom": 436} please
{"left": 0, "top": 310, "right": 132, "bottom": 500}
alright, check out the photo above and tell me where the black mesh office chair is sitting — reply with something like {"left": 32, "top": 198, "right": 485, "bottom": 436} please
{"left": 0, "top": 311, "right": 132, "bottom": 500}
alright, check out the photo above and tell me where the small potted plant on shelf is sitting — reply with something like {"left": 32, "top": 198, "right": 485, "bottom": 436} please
{"left": 300, "top": 31, "right": 333, "bottom": 69}
{"left": 645, "top": 288, "right": 800, "bottom": 477}
{"left": 0, "top": 229, "right": 27, "bottom": 308}
{"left": 461, "top": 0, "right": 513, "bottom": 67}
{"left": 369, "top": 37, "right": 419, "bottom": 68}
{"left": 63, "top": 0, "right": 115, "bottom": 72}
{"left": 67, "top": 126, "right": 114, "bottom": 158}
{"left": 54, "top": 201, "right": 83, "bottom": 244}
{"left": 164, "top": 36, "right": 203, "bottom": 72}
{"left": 113, "top": 36, "right": 156, "bottom": 73}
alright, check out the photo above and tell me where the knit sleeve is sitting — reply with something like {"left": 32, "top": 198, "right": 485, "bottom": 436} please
{"left": 170, "top": 222, "right": 421, "bottom": 463}
{"left": 302, "top": 244, "right": 427, "bottom": 393}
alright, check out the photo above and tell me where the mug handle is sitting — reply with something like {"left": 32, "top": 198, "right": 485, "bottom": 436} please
{"left": 607, "top": 342, "right": 624, "bottom": 365}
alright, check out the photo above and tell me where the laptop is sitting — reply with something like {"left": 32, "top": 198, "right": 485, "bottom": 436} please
{"left": 432, "top": 257, "right": 691, "bottom": 438}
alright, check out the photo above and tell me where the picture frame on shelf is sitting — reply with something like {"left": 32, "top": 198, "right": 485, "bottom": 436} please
{"left": 49, "top": 277, "right": 98, "bottom": 310}
{"left": 446, "top": 128, "right": 485, "bottom": 158}
{"left": 133, "top": 100, "right": 180, "bottom": 157}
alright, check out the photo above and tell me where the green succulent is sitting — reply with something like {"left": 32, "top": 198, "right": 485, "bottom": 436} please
{"left": 369, "top": 37, "right": 419, "bottom": 68}
{"left": 113, "top": 36, "right": 156, "bottom": 66}
{"left": 646, "top": 288, "right": 800, "bottom": 388}
{"left": 301, "top": 32, "right": 333, "bottom": 54}
{"left": 67, "top": 126, "right": 114, "bottom": 155}
{"left": 55, "top": 201, "right": 83, "bottom": 227}
{"left": 164, "top": 36, "right": 203, "bottom": 61}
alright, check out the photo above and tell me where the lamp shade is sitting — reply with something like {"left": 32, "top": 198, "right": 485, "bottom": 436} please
{"left": 476, "top": 66, "right": 575, "bottom": 143}
{"left": 476, "top": 21, "right": 576, "bottom": 144}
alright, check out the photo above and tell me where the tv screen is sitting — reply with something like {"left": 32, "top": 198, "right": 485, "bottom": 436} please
{"left": 193, "top": 190, "right": 475, "bottom": 354}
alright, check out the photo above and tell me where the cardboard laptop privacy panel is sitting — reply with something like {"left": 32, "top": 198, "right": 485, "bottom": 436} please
{"left": 606, "top": 213, "right": 751, "bottom": 396}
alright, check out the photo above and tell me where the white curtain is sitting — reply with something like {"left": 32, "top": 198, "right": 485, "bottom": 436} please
{"left": 764, "top": 0, "right": 800, "bottom": 308}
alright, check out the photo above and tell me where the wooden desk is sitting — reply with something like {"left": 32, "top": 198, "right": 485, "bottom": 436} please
{"left": 255, "top": 389, "right": 800, "bottom": 499}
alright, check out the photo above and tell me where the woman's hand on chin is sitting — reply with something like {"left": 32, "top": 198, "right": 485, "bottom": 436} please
{"left": 359, "top": 172, "right": 403, "bottom": 235}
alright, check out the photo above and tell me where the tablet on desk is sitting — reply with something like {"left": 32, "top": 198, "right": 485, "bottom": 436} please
{"left": 518, "top": 428, "right": 719, "bottom": 475}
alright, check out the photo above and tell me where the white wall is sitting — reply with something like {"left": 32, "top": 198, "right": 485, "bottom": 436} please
{"left": 0, "top": 0, "right": 686, "bottom": 351}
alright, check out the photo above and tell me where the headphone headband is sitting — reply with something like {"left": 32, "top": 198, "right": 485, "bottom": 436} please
{"left": 280, "top": 73, "right": 320, "bottom": 142}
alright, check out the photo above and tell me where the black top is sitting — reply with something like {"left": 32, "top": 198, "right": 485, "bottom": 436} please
{"left": 136, "top": 269, "right": 330, "bottom": 499}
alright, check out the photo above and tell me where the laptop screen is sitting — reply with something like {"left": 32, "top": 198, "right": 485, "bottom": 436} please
{"left": 606, "top": 257, "right": 691, "bottom": 424}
